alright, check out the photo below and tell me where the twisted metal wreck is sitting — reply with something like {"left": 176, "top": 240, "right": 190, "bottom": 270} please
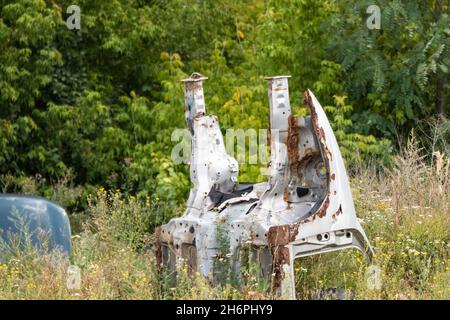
{"left": 155, "top": 73, "right": 372, "bottom": 299}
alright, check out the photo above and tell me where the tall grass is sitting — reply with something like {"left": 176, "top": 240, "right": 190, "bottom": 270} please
{"left": 0, "top": 135, "right": 448, "bottom": 300}
{"left": 295, "top": 134, "right": 449, "bottom": 299}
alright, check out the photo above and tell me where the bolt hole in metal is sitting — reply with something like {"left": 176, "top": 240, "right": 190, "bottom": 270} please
{"left": 317, "top": 233, "right": 329, "bottom": 241}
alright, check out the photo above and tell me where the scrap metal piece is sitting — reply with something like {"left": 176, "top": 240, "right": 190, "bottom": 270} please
{"left": 156, "top": 73, "right": 372, "bottom": 299}
{"left": 0, "top": 195, "right": 72, "bottom": 257}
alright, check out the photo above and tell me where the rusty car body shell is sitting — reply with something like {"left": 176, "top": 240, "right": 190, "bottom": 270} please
{"left": 155, "top": 73, "right": 372, "bottom": 299}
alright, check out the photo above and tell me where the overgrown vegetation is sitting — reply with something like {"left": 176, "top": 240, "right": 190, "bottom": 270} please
{"left": 0, "top": 0, "right": 448, "bottom": 299}
{"left": 0, "top": 136, "right": 448, "bottom": 299}
{"left": 295, "top": 135, "right": 449, "bottom": 299}
{"left": 1, "top": 0, "right": 448, "bottom": 204}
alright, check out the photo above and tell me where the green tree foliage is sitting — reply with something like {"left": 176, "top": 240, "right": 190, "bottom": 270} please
{"left": 0, "top": 0, "right": 447, "bottom": 209}
{"left": 327, "top": 0, "right": 449, "bottom": 137}
{"left": 313, "top": 60, "right": 392, "bottom": 165}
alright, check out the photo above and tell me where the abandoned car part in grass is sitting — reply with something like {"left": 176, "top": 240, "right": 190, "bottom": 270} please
{"left": 0, "top": 195, "right": 72, "bottom": 257}
{"left": 156, "top": 72, "right": 373, "bottom": 299}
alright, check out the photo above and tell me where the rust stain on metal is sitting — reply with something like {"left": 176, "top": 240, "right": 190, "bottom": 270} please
{"left": 184, "top": 81, "right": 202, "bottom": 92}
{"left": 287, "top": 116, "right": 301, "bottom": 170}
{"left": 182, "top": 73, "right": 207, "bottom": 92}
{"left": 303, "top": 90, "right": 333, "bottom": 219}
{"left": 267, "top": 224, "right": 299, "bottom": 246}
{"left": 283, "top": 188, "right": 291, "bottom": 209}
{"left": 284, "top": 116, "right": 303, "bottom": 209}
{"left": 304, "top": 91, "right": 333, "bottom": 162}
{"left": 314, "top": 196, "right": 329, "bottom": 218}
{"left": 297, "top": 148, "right": 317, "bottom": 171}
{"left": 270, "top": 245, "right": 290, "bottom": 291}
